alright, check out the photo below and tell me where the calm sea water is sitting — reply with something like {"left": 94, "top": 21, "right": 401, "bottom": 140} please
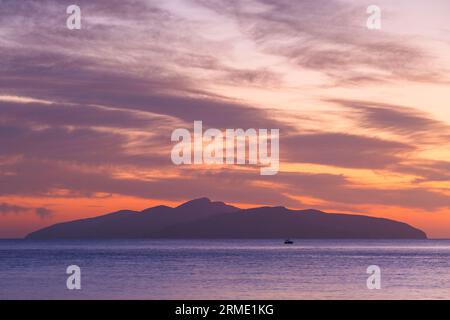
{"left": 0, "top": 239, "right": 449, "bottom": 300}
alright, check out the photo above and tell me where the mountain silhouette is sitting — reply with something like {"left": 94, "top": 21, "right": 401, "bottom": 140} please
{"left": 26, "top": 198, "right": 427, "bottom": 239}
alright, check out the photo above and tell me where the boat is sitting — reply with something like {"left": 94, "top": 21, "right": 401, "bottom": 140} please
{"left": 284, "top": 239, "right": 294, "bottom": 244}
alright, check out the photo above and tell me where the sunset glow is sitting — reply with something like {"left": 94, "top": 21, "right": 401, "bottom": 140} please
{"left": 1, "top": 0, "right": 450, "bottom": 238}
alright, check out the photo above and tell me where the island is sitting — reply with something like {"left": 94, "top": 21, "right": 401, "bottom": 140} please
{"left": 26, "top": 198, "right": 427, "bottom": 240}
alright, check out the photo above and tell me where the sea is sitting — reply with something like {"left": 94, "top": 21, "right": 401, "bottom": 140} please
{"left": 0, "top": 239, "right": 449, "bottom": 300}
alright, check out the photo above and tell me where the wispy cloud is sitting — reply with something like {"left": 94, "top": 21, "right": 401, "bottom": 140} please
{"left": 0, "top": 203, "right": 29, "bottom": 215}
{"left": 0, "top": 202, "right": 53, "bottom": 219}
{"left": 333, "top": 99, "right": 450, "bottom": 142}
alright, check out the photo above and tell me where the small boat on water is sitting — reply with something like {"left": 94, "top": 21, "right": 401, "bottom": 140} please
{"left": 284, "top": 239, "right": 294, "bottom": 244}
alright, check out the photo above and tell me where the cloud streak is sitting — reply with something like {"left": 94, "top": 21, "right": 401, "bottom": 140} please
{"left": 0, "top": 202, "right": 53, "bottom": 219}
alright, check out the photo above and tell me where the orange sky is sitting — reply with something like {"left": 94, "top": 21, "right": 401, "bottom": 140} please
{"left": 1, "top": 0, "right": 450, "bottom": 238}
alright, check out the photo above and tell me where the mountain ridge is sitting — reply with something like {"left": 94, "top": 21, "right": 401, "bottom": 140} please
{"left": 25, "top": 198, "right": 427, "bottom": 240}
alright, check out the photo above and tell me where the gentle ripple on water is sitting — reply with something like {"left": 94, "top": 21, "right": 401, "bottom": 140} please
{"left": 0, "top": 239, "right": 449, "bottom": 300}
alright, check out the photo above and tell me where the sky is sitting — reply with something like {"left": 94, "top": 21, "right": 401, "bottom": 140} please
{"left": 1, "top": 0, "right": 450, "bottom": 238}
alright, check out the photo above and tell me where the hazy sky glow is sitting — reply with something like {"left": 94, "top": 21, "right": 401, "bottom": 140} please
{"left": 1, "top": 0, "right": 450, "bottom": 238}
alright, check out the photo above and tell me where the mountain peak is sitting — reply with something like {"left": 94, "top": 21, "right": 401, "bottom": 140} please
{"left": 176, "top": 197, "right": 212, "bottom": 208}
{"left": 175, "top": 197, "right": 239, "bottom": 215}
